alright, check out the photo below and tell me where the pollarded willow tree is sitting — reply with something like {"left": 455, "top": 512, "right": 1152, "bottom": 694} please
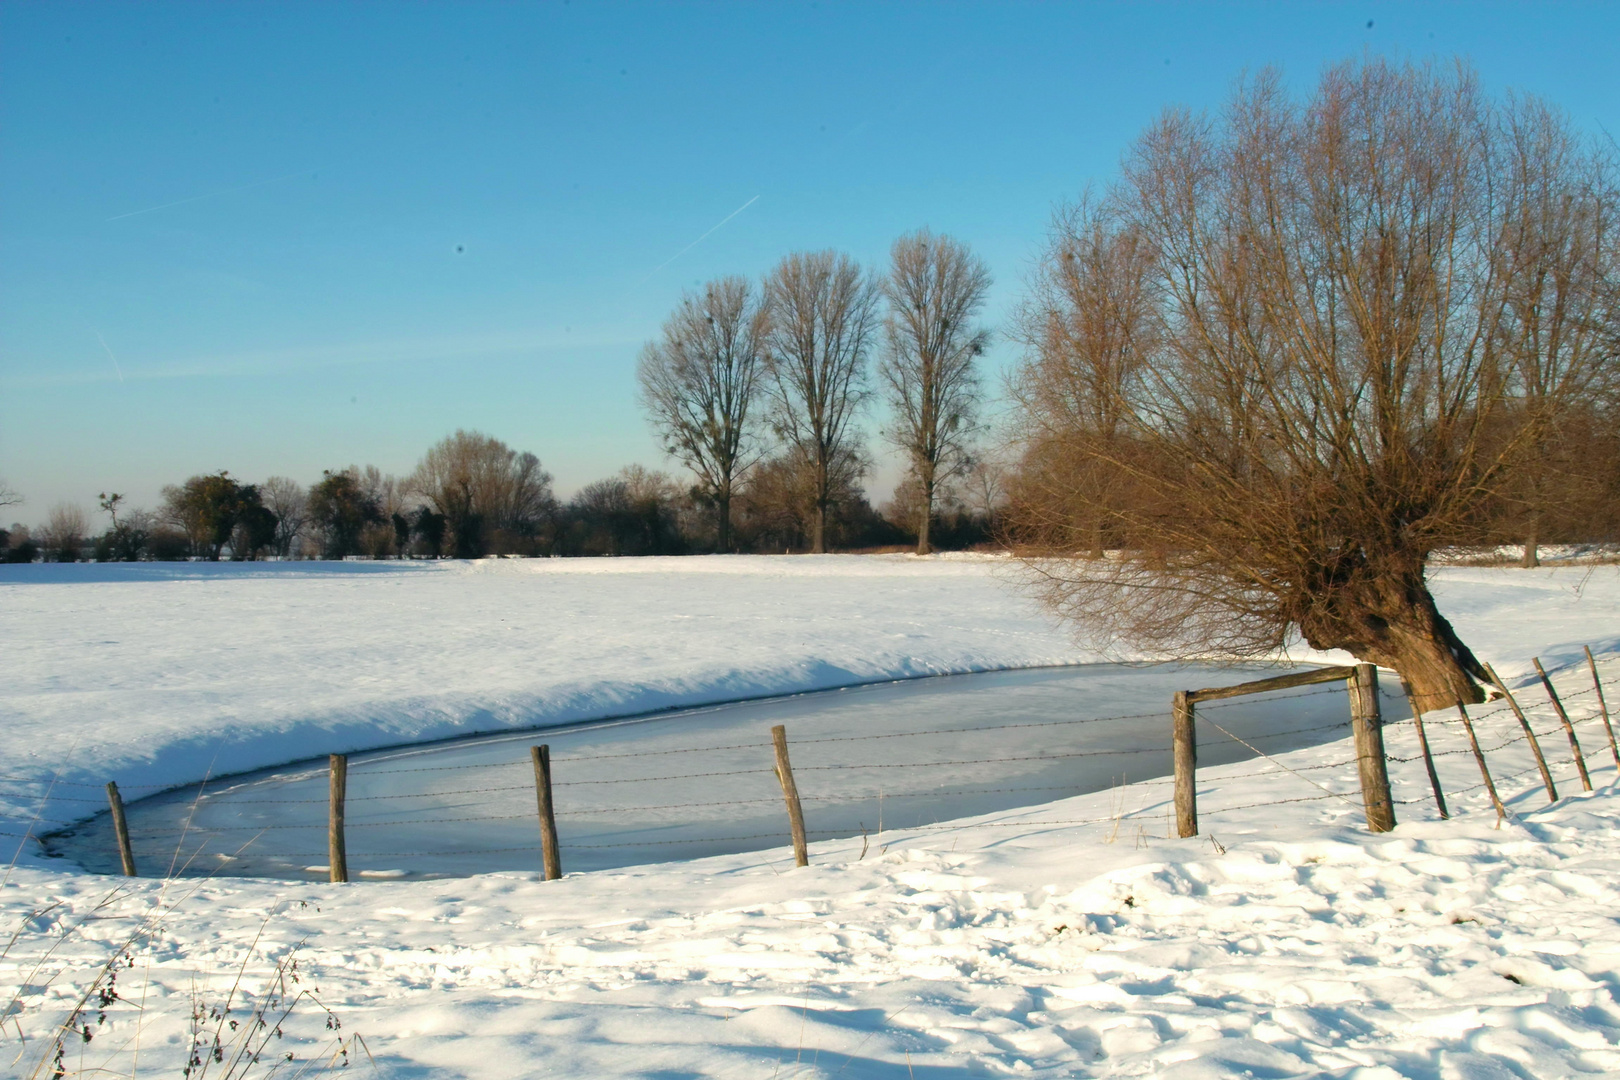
{"left": 880, "top": 230, "right": 992, "bottom": 555}
{"left": 1010, "top": 58, "right": 1618, "bottom": 711}
{"left": 637, "top": 276, "right": 766, "bottom": 551}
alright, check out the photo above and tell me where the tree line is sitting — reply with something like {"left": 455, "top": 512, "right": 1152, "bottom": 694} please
{"left": 1, "top": 425, "right": 997, "bottom": 564}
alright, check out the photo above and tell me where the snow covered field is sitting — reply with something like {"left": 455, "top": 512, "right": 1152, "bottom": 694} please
{"left": 4, "top": 556, "right": 1620, "bottom": 1078}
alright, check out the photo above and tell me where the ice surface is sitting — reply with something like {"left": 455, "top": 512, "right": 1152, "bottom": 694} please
{"left": 47, "top": 663, "right": 1400, "bottom": 879}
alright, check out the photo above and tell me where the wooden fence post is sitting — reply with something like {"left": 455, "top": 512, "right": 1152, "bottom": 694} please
{"left": 1534, "top": 658, "right": 1592, "bottom": 792}
{"left": 530, "top": 745, "right": 562, "bottom": 880}
{"left": 1172, "top": 690, "right": 1197, "bottom": 838}
{"left": 1483, "top": 663, "right": 1557, "bottom": 802}
{"left": 771, "top": 725, "right": 809, "bottom": 867}
{"left": 1585, "top": 646, "right": 1620, "bottom": 769}
{"left": 328, "top": 754, "right": 348, "bottom": 884}
{"left": 1456, "top": 702, "right": 1507, "bottom": 822}
{"left": 1400, "top": 681, "right": 1448, "bottom": 819}
{"left": 105, "top": 781, "right": 138, "bottom": 877}
{"left": 1348, "top": 665, "right": 1396, "bottom": 832}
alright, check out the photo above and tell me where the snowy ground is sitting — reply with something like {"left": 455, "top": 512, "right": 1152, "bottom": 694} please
{"left": 4, "top": 556, "right": 1620, "bottom": 1078}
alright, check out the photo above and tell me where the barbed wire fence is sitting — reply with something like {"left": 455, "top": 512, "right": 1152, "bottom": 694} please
{"left": 7, "top": 650, "right": 1618, "bottom": 883}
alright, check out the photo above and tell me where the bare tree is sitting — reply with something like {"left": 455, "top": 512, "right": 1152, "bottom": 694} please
{"left": 762, "top": 250, "right": 880, "bottom": 552}
{"left": 0, "top": 481, "right": 19, "bottom": 511}
{"left": 261, "top": 476, "right": 309, "bottom": 558}
{"left": 637, "top": 276, "right": 766, "bottom": 551}
{"left": 40, "top": 503, "right": 89, "bottom": 562}
{"left": 1495, "top": 94, "right": 1620, "bottom": 566}
{"left": 880, "top": 231, "right": 992, "bottom": 554}
{"left": 355, "top": 465, "right": 409, "bottom": 558}
{"left": 1009, "top": 58, "right": 1619, "bottom": 711}
{"left": 735, "top": 446, "right": 871, "bottom": 552}
{"left": 408, "top": 430, "right": 554, "bottom": 557}
{"left": 1011, "top": 197, "right": 1159, "bottom": 558}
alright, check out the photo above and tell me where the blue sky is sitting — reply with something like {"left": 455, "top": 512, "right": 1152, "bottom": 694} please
{"left": 3, "top": 1, "right": 1617, "bottom": 524}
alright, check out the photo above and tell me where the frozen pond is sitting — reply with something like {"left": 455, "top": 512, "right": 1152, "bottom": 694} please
{"left": 47, "top": 663, "right": 1401, "bottom": 880}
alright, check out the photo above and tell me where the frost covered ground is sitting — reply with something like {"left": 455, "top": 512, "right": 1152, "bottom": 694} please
{"left": 4, "top": 556, "right": 1620, "bottom": 1078}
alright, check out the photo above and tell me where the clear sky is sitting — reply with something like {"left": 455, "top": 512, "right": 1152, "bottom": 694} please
{"left": 3, "top": 1, "right": 1617, "bottom": 526}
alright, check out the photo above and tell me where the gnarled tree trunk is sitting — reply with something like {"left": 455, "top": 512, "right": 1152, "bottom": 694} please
{"left": 1295, "top": 562, "right": 1488, "bottom": 713}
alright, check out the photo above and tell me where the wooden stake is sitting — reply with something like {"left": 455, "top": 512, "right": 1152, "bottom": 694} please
{"left": 1584, "top": 645, "right": 1620, "bottom": 769}
{"left": 1534, "top": 657, "right": 1592, "bottom": 792}
{"left": 1483, "top": 662, "right": 1557, "bottom": 802}
{"left": 1348, "top": 665, "right": 1396, "bottom": 832}
{"left": 328, "top": 754, "right": 348, "bottom": 884}
{"left": 530, "top": 745, "right": 562, "bottom": 880}
{"left": 771, "top": 725, "right": 809, "bottom": 867}
{"left": 1172, "top": 690, "right": 1197, "bottom": 838}
{"left": 1455, "top": 702, "right": 1506, "bottom": 822}
{"left": 105, "top": 781, "right": 137, "bottom": 877}
{"left": 1401, "top": 681, "right": 1448, "bottom": 819}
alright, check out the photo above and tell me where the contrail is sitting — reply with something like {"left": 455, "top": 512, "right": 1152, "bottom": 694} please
{"left": 637, "top": 195, "right": 760, "bottom": 284}
{"left": 105, "top": 169, "right": 314, "bottom": 222}
{"left": 94, "top": 330, "right": 125, "bottom": 382}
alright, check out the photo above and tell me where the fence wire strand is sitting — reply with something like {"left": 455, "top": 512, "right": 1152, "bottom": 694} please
{"left": 32, "top": 653, "right": 1620, "bottom": 879}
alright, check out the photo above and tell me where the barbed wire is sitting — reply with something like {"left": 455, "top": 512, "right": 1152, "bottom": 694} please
{"left": 570, "top": 832, "right": 789, "bottom": 850}
{"left": 765, "top": 710, "right": 1173, "bottom": 745}
{"left": 31, "top": 653, "right": 1620, "bottom": 879}
{"left": 555, "top": 767, "right": 771, "bottom": 786}
{"left": 557, "top": 796, "right": 787, "bottom": 816}
{"left": 362, "top": 760, "right": 525, "bottom": 775}
{"left": 0, "top": 775, "right": 168, "bottom": 790}
{"left": 796, "top": 746, "right": 1173, "bottom": 772}
{"left": 845, "top": 811, "right": 1125, "bottom": 833}
{"left": 549, "top": 709, "right": 1178, "bottom": 761}
{"left": 806, "top": 783, "right": 1087, "bottom": 802}
{"left": 1447, "top": 761, "right": 1563, "bottom": 798}
{"left": 1202, "top": 791, "right": 1351, "bottom": 814}
{"left": 113, "top": 754, "right": 1388, "bottom": 839}
{"left": 0, "top": 791, "right": 108, "bottom": 805}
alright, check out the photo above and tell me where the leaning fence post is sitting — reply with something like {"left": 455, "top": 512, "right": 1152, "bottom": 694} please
{"left": 1484, "top": 662, "right": 1557, "bottom": 802}
{"left": 771, "top": 725, "right": 809, "bottom": 867}
{"left": 328, "top": 754, "right": 348, "bottom": 884}
{"left": 105, "top": 781, "right": 138, "bottom": 877}
{"left": 530, "top": 745, "right": 562, "bottom": 880}
{"left": 1348, "top": 664, "right": 1396, "bottom": 832}
{"left": 1400, "top": 681, "right": 1448, "bottom": 819}
{"left": 1534, "top": 657, "right": 1592, "bottom": 792}
{"left": 1455, "top": 701, "right": 1506, "bottom": 822}
{"left": 1585, "top": 645, "right": 1620, "bottom": 769}
{"left": 1172, "top": 690, "right": 1197, "bottom": 838}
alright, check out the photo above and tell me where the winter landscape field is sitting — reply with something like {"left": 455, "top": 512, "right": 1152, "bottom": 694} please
{"left": 7, "top": 0, "right": 1620, "bottom": 1076}
{"left": 4, "top": 555, "right": 1620, "bottom": 1078}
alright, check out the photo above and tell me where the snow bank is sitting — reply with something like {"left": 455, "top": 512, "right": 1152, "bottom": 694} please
{"left": 1, "top": 555, "right": 1094, "bottom": 838}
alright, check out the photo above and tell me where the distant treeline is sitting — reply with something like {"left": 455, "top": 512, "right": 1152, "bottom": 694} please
{"left": 2, "top": 429, "right": 997, "bottom": 564}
